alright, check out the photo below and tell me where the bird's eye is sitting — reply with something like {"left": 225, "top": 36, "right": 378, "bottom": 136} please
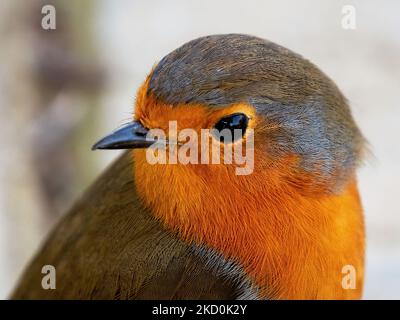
{"left": 213, "top": 113, "right": 249, "bottom": 143}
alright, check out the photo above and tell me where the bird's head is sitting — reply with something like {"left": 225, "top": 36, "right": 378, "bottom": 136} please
{"left": 92, "top": 35, "right": 366, "bottom": 298}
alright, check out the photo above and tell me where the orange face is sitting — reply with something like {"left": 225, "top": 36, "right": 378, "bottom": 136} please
{"left": 136, "top": 80, "right": 257, "bottom": 163}
{"left": 132, "top": 77, "right": 365, "bottom": 300}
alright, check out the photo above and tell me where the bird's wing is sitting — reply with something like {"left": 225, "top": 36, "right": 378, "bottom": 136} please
{"left": 11, "top": 152, "right": 253, "bottom": 299}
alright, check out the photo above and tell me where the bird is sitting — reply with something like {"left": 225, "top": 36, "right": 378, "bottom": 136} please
{"left": 12, "top": 34, "right": 365, "bottom": 300}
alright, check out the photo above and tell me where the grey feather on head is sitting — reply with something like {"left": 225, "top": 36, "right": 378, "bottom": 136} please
{"left": 148, "top": 34, "right": 365, "bottom": 192}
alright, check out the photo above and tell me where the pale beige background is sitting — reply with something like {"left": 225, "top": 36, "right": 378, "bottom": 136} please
{"left": 0, "top": 0, "right": 399, "bottom": 299}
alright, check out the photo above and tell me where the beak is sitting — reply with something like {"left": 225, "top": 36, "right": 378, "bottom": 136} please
{"left": 92, "top": 121, "right": 157, "bottom": 150}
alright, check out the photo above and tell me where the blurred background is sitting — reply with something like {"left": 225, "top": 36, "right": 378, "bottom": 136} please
{"left": 0, "top": 0, "right": 399, "bottom": 299}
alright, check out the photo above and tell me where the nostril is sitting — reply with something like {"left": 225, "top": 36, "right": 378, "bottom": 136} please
{"left": 135, "top": 129, "right": 147, "bottom": 137}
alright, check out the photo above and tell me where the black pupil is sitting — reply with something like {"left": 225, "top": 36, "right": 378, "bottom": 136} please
{"left": 213, "top": 113, "right": 249, "bottom": 143}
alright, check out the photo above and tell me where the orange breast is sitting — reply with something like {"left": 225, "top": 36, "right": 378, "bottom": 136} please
{"left": 133, "top": 147, "right": 365, "bottom": 299}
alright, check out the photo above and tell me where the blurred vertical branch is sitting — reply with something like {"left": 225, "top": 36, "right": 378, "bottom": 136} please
{"left": 29, "top": 0, "right": 104, "bottom": 220}
{"left": 0, "top": 0, "right": 104, "bottom": 297}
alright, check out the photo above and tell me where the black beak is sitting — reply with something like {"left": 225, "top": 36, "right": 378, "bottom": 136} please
{"left": 92, "top": 121, "right": 157, "bottom": 150}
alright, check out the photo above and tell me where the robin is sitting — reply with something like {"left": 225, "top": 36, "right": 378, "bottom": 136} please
{"left": 12, "top": 34, "right": 365, "bottom": 300}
